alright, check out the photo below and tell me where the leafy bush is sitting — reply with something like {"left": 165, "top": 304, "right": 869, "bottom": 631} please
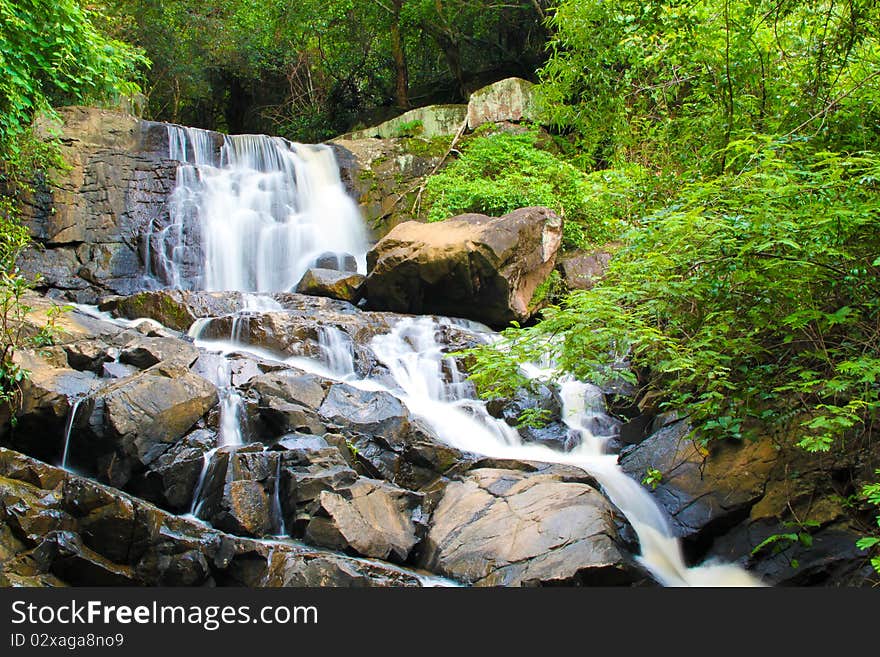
{"left": 465, "top": 137, "right": 880, "bottom": 452}
{"left": 422, "top": 131, "right": 667, "bottom": 249}
{"left": 0, "top": 0, "right": 144, "bottom": 416}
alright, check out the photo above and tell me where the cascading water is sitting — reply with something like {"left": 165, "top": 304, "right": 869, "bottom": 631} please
{"left": 153, "top": 125, "right": 369, "bottom": 292}
{"left": 367, "top": 317, "right": 764, "bottom": 587}
{"left": 144, "top": 121, "right": 762, "bottom": 586}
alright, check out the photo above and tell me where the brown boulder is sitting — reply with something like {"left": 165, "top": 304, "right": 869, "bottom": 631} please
{"left": 365, "top": 207, "right": 563, "bottom": 327}
{"left": 295, "top": 268, "right": 365, "bottom": 303}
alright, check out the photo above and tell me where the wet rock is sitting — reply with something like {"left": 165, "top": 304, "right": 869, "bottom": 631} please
{"left": 347, "top": 421, "right": 473, "bottom": 492}
{"left": 78, "top": 364, "right": 218, "bottom": 487}
{"left": 246, "top": 371, "right": 329, "bottom": 437}
{"left": 304, "top": 478, "right": 422, "bottom": 562}
{"left": 127, "top": 429, "right": 214, "bottom": 513}
{"left": 421, "top": 468, "right": 639, "bottom": 586}
{"left": 318, "top": 384, "right": 410, "bottom": 444}
{"left": 365, "top": 207, "right": 563, "bottom": 327}
{"left": 295, "top": 268, "right": 365, "bottom": 303}
{"left": 195, "top": 447, "right": 284, "bottom": 537}
{"left": 112, "top": 290, "right": 245, "bottom": 332}
{"left": 4, "top": 350, "right": 101, "bottom": 461}
{"left": 18, "top": 107, "right": 177, "bottom": 299}
{"left": 222, "top": 540, "right": 424, "bottom": 587}
{"left": 63, "top": 340, "right": 115, "bottom": 373}
{"left": 0, "top": 446, "right": 425, "bottom": 587}
{"left": 313, "top": 251, "right": 358, "bottom": 273}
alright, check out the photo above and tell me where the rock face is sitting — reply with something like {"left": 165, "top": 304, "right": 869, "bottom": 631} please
{"left": 467, "top": 78, "right": 537, "bottom": 131}
{"left": 305, "top": 478, "right": 422, "bottom": 562}
{"left": 18, "top": 107, "right": 178, "bottom": 303}
{"left": 421, "top": 468, "right": 641, "bottom": 586}
{"left": 344, "top": 105, "right": 468, "bottom": 140}
{"left": 619, "top": 419, "right": 875, "bottom": 585}
{"left": 78, "top": 363, "right": 218, "bottom": 488}
{"left": 331, "top": 136, "right": 450, "bottom": 239}
{"left": 295, "top": 268, "right": 365, "bottom": 303}
{"left": 366, "top": 207, "right": 563, "bottom": 327}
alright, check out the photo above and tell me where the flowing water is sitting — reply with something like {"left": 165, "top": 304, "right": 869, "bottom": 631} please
{"left": 151, "top": 125, "right": 369, "bottom": 291}
{"left": 143, "top": 125, "right": 764, "bottom": 586}
{"left": 60, "top": 397, "right": 84, "bottom": 471}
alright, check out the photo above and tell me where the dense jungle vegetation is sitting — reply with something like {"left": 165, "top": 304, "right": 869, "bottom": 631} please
{"left": 1, "top": 0, "right": 879, "bottom": 573}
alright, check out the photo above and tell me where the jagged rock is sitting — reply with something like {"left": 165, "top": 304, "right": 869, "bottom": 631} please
{"left": 127, "top": 429, "right": 214, "bottom": 513}
{"left": 305, "top": 478, "right": 422, "bottom": 562}
{"left": 466, "top": 78, "right": 537, "bottom": 130}
{"left": 295, "top": 268, "right": 365, "bottom": 303}
{"left": 365, "top": 207, "right": 563, "bottom": 327}
{"left": 4, "top": 350, "right": 102, "bottom": 461}
{"left": 330, "top": 137, "right": 449, "bottom": 239}
{"left": 119, "top": 336, "right": 200, "bottom": 369}
{"left": 421, "top": 468, "right": 640, "bottom": 586}
{"left": 318, "top": 384, "right": 411, "bottom": 443}
{"left": 245, "top": 371, "right": 329, "bottom": 438}
{"left": 0, "top": 447, "right": 433, "bottom": 587}
{"left": 76, "top": 364, "right": 218, "bottom": 487}
{"left": 195, "top": 446, "right": 284, "bottom": 537}
{"left": 222, "top": 541, "right": 423, "bottom": 587}
{"left": 111, "top": 289, "right": 245, "bottom": 332}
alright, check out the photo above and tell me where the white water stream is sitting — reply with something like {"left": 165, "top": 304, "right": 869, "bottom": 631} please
{"left": 151, "top": 126, "right": 369, "bottom": 291}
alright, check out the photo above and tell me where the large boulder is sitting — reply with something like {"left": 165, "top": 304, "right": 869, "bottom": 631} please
{"left": 618, "top": 419, "right": 875, "bottom": 585}
{"left": 295, "top": 268, "right": 365, "bottom": 303}
{"left": 467, "top": 78, "right": 537, "bottom": 131}
{"left": 557, "top": 249, "right": 613, "bottom": 291}
{"left": 304, "top": 478, "right": 422, "bottom": 562}
{"left": 421, "top": 468, "right": 641, "bottom": 586}
{"left": 344, "top": 105, "right": 467, "bottom": 140}
{"left": 619, "top": 420, "right": 777, "bottom": 542}
{"left": 365, "top": 207, "right": 563, "bottom": 327}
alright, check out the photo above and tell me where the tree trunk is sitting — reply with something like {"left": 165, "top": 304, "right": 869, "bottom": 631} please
{"left": 391, "top": 1, "right": 410, "bottom": 109}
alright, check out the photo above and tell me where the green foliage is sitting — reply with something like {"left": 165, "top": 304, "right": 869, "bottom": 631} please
{"left": 0, "top": 0, "right": 141, "bottom": 417}
{"left": 514, "top": 407, "right": 552, "bottom": 429}
{"left": 751, "top": 520, "right": 820, "bottom": 569}
{"left": 423, "top": 131, "right": 666, "bottom": 248}
{"left": 0, "top": 0, "right": 146, "bottom": 152}
{"left": 539, "top": 0, "right": 880, "bottom": 169}
{"left": 465, "top": 139, "right": 880, "bottom": 450}
{"left": 641, "top": 468, "right": 663, "bottom": 490}
{"left": 858, "top": 471, "right": 880, "bottom": 574}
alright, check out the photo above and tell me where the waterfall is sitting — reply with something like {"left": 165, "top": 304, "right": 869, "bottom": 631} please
{"left": 139, "top": 122, "right": 761, "bottom": 586}
{"left": 153, "top": 125, "right": 369, "bottom": 292}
